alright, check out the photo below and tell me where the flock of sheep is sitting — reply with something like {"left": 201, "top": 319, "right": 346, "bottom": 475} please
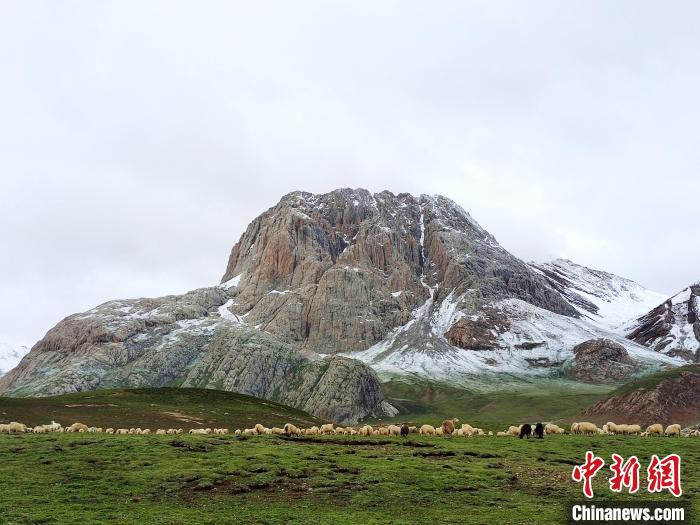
{"left": 0, "top": 419, "right": 692, "bottom": 438}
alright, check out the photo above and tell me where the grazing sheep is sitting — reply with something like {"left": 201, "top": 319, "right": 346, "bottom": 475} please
{"left": 617, "top": 424, "right": 641, "bottom": 435}
{"left": 66, "top": 423, "right": 88, "bottom": 433}
{"left": 234, "top": 429, "right": 241, "bottom": 435}
{"left": 441, "top": 418, "right": 459, "bottom": 437}
{"left": 603, "top": 421, "right": 619, "bottom": 434}
{"left": 646, "top": 424, "right": 663, "bottom": 436}
{"left": 665, "top": 424, "right": 681, "bottom": 437}
{"left": 378, "top": 426, "right": 389, "bottom": 436}
{"left": 507, "top": 425, "right": 520, "bottom": 437}
{"left": 570, "top": 423, "right": 579, "bottom": 435}
{"left": 419, "top": 424, "right": 435, "bottom": 436}
{"left": 116, "top": 429, "right": 129, "bottom": 435}
{"left": 189, "top": 428, "right": 208, "bottom": 435}
{"left": 283, "top": 423, "right": 301, "bottom": 437}
{"left": 534, "top": 423, "right": 544, "bottom": 439}
{"left": 460, "top": 423, "right": 475, "bottom": 437}
{"left": 487, "top": 431, "right": 493, "bottom": 436}
{"left": 359, "top": 425, "right": 373, "bottom": 436}
{"left": 409, "top": 426, "right": 417, "bottom": 434}
{"left": 388, "top": 424, "right": 402, "bottom": 436}
{"left": 105, "top": 428, "right": 114, "bottom": 434}
{"left": 435, "top": 426, "right": 444, "bottom": 436}
{"left": 141, "top": 429, "right": 151, "bottom": 435}
{"left": 574, "top": 422, "right": 598, "bottom": 435}
{"left": 254, "top": 423, "right": 268, "bottom": 435}
{"left": 271, "top": 427, "right": 285, "bottom": 435}
{"left": 400, "top": 424, "right": 409, "bottom": 437}
{"left": 519, "top": 424, "right": 532, "bottom": 439}
{"left": 156, "top": 429, "right": 166, "bottom": 435}
{"left": 544, "top": 423, "right": 565, "bottom": 435}
{"left": 320, "top": 423, "right": 335, "bottom": 435}
{"left": 496, "top": 431, "right": 508, "bottom": 437}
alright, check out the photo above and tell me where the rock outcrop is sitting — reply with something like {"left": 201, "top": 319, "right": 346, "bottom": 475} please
{"left": 0, "top": 286, "right": 393, "bottom": 424}
{"left": 565, "top": 338, "right": 638, "bottom": 383}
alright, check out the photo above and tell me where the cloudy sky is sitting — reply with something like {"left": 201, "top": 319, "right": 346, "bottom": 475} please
{"left": 1, "top": 1, "right": 698, "bottom": 351}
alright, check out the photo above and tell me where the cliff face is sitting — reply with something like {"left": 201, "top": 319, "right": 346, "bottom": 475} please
{"left": 220, "top": 189, "right": 576, "bottom": 355}
{"left": 1, "top": 189, "right": 681, "bottom": 419}
{"left": 0, "top": 285, "right": 394, "bottom": 424}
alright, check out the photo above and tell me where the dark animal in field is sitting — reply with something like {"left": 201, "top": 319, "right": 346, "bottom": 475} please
{"left": 400, "top": 424, "right": 409, "bottom": 437}
{"left": 519, "top": 424, "right": 532, "bottom": 439}
{"left": 441, "top": 418, "right": 459, "bottom": 437}
{"left": 534, "top": 423, "right": 544, "bottom": 439}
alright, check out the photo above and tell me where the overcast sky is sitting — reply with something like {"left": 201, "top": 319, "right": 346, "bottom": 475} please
{"left": 1, "top": 1, "right": 698, "bottom": 350}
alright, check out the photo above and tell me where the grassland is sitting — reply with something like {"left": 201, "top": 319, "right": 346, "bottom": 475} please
{"left": 0, "top": 388, "right": 323, "bottom": 430}
{"left": 0, "top": 431, "right": 697, "bottom": 524}
{"left": 376, "top": 377, "right": 613, "bottom": 428}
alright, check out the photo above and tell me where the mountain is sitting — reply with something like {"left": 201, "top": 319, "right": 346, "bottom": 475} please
{"left": 529, "top": 259, "right": 667, "bottom": 329}
{"left": 0, "top": 343, "right": 29, "bottom": 378}
{"left": 581, "top": 365, "right": 700, "bottom": 427}
{"left": 0, "top": 189, "right": 679, "bottom": 422}
{"left": 623, "top": 283, "right": 700, "bottom": 361}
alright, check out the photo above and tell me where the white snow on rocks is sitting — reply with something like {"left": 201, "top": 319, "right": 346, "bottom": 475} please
{"left": 530, "top": 258, "right": 667, "bottom": 329}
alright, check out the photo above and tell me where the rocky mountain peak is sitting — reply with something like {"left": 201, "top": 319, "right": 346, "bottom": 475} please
{"left": 0, "top": 188, "right": 682, "bottom": 421}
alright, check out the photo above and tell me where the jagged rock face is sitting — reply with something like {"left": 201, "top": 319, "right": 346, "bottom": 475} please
{"left": 0, "top": 286, "right": 392, "bottom": 424}
{"left": 582, "top": 367, "right": 700, "bottom": 427}
{"left": 221, "top": 189, "right": 576, "bottom": 355}
{"left": 445, "top": 309, "right": 507, "bottom": 350}
{"left": 1, "top": 188, "right": 682, "bottom": 414}
{"left": 625, "top": 284, "right": 700, "bottom": 361}
{"left": 566, "top": 338, "right": 638, "bottom": 383}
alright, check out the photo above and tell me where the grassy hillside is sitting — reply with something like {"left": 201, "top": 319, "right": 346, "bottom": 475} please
{"left": 606, "top": 364, "right": 700, "bottom": 397}
{"left": 375, "top": 377, "right": 613, "bottom": 428}
{"left": 0, "top": 432, "right": 697, "bottom": 524}
{"left": 0, "top": 388, "right": 324, "bottom": 430}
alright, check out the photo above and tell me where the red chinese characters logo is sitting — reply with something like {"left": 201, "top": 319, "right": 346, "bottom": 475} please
{"left": 609, "top": 454, "right": 640, "bottom": 494}
{"left": 573, "top": 452, "right": 682, "bottom": 498}
{"left": 572, "top": 451, "right": 606, "bottom": 498}
{"left": 647, "top": 454, "right": 682, "bottom": 497}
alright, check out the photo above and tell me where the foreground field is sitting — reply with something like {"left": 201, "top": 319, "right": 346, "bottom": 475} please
{"left": 0, "top": 433, "right": 697, "bottom": 524}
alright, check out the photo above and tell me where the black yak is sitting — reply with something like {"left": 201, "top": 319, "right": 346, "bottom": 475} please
{"left": 519, "top": 423, "right": 532, "bottom": 439}
{"left": 400, "top": 424, "right": 409, "bottom": 437}
{"left": 534, "top": 422, "right": 544, "bottom": 439}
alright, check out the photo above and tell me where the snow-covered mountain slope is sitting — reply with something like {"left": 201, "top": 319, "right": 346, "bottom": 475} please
{"left": 347, "top": 294, "right": 678, "bottom": 383}
{"left": 529, "top": 259, "right": 667, "bottom": 329}
{"left": 622, "top": 283, "right": 700, "bottom": 361}
{"left": 0, "top": 343, "right": 29, "bottom": 377}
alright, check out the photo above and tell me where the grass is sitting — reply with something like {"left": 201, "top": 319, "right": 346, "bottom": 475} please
{"left": 375, "top": 377, "right": 613, "bottom": 428}
{"left": 0, "top": 432, "right": 697, "bottom": 524}
{"left": 0, "top": 388, "right": 323, "bottom": 430}
{"left": 605, "top": 364, "right": 700, "bottom": 397}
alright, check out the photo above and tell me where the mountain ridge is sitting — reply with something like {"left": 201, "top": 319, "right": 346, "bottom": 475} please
{"left": 0, "top": 188, "right": 686, "bottom": 421}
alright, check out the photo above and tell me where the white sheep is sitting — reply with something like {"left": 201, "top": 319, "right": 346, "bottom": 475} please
{"left": 419, "top": 424, "right": 435, "bottom": 436}
{"left": 665, "top": 424, "right": 681, "bottom": 437}
{"left": 319, "top": 423, "right": 335, "bottom": 435}
{"left": 646, "top": 424, "right": 663, "bottom": 436}
{"left": 544, "top": 423, "right": 565, "bottom": 435}
{"left": 573, "top": 422, "right": 598, "bottom": 435}
{"left": 283, "top": 423, "right": 301, "bottom": 436}
{"left": 386, "top": 424, "right": 401, "bottom": 436}
{"left": 358, "top": 425, "right": 373, "bottom": 436}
